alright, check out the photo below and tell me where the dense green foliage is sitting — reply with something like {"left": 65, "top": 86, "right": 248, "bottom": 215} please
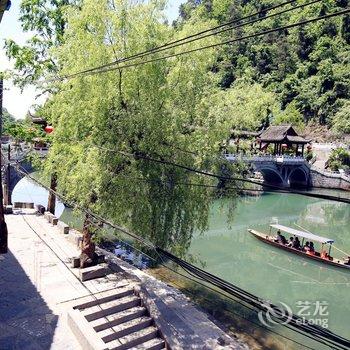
{"left": 2, "top": 108, "right": 45, "bottom": 142}
{"left": 39, "top": 0, "right": 242, "bottom": 253}
{"left": 2, "top": 108, "right": 15, "bottom": 128}
{"left": 5, "top": 0, "right": 80, "bottom": 88}
{"left": 177, "top": 0, "right": 350, "bottom": 130}
{"left": 328, "top": 147, "right": 350, "bottom": 172}
{"left": 6, "top": 0, "right": 350, "bottom": 254}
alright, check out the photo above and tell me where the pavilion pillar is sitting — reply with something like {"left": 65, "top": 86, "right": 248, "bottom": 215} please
{"left": 301, "top": 144, "right": 305, "bottom": 157}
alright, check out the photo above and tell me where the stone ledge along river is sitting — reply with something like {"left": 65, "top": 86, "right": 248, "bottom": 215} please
{"left": 13, "top": 176, "right": 350, "bottom": 347}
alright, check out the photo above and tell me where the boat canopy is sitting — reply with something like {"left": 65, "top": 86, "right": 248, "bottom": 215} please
{"left": 270, "top": 224, "right": 334, "bottom": 244}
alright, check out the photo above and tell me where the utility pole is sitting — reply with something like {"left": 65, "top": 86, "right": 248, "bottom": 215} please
{"left": 0, "top": 76, "right": 8, "bottom": 254}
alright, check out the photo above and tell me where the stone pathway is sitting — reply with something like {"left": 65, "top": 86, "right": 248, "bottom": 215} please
{"left": 0, "top": 212, "right": 82, "bottom": 350}
{"left": 1, "top": 211, "right": 248, "bottom": 350}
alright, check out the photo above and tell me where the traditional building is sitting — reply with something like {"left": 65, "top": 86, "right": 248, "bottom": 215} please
{"left": 258, "top": 125, "right": 311, "bottom": 156}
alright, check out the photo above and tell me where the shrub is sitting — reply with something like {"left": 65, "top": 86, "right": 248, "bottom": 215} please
{"left": 328, "top": 148, "right": 350, "bottom": 171}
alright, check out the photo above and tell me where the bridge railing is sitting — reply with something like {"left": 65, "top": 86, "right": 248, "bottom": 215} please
{"left": 224, "top": 154, "right": 307, "bottom": 164}
{"left": 311, "top": 166, "right": 350, "bottom": 181}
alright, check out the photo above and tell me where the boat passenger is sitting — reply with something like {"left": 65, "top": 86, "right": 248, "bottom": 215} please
{"left": 344, "top": 256, "right": 350, "bottom": 265}
{"left": 309, "top": 242, "right": 315, "bottom": 252}
{"left": 308, "top": 242, "right": 315, "bottom": 255}
{"left": 303, "top": 241, "right": 310, "bottom": 253}
{"left": 275, "top": 230, "right": 287, "bottom": 245}
{"left": 321, "top": 251, "right": 329, "bottom": 260}
{"left": 292, "top": 237, "right": 301, "bottom": 250}
{"left": 287, "top": 237, "right": 294, "bottom": 247}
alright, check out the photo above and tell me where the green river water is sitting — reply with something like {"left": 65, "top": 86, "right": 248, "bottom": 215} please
{"left": 13, "top": 178, "right": 350, "bottom": 347}
{"left": 189, "top": 192, "right": 350, "bottom": 345}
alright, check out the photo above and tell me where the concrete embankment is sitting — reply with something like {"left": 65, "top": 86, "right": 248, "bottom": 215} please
{"left": 310, "top": 167, "right": 350, "bottom": 191}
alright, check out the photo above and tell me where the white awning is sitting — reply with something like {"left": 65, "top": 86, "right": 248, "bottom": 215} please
{"left": 270, "top": 224, "right": 334, "bottom": 244}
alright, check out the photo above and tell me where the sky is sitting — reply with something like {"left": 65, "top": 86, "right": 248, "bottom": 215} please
{"left": 0, "top": 0, "right": 185, "bottom": 119}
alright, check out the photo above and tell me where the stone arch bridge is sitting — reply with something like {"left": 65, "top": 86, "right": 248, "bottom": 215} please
{"left": 225, "top": 154, "right": 311, "bottom": 188}
{"left": 1, "top": 148, "right": 45, "bottom": 203}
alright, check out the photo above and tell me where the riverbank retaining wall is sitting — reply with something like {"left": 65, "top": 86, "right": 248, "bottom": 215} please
{"left": 310, "top": 168, "right": 350, "bottom": 191}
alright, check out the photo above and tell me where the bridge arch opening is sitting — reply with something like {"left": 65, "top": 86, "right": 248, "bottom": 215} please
{"left": 289, "top": 168, "right": 308, "bottom": 188}
{"left": 257, "top": 168, "right": 284, "bottom": 187}
{"left": 9, "top": 163, "right": 65, "bottom": 217}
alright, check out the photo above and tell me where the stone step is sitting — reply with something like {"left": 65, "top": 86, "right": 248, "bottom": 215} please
{"left": 82, "top": 295, "right": 141, "bottom": 321}
{"left": 74, "top": 287, "right": 135, "bottom": 311}
{"left": 108, "top": 326, "right": 159, "bottom": 350}
{"left": 79, "top": 264, "right": 109, "bottom": 282}
{"left": 91, "top": 306, "right": 148, "bottom": 332}
{"left": 101, "top": 316, "right": 153, "bottom": 343}
{"left": 133, "top": 338, "right": 165, "bottom": 350}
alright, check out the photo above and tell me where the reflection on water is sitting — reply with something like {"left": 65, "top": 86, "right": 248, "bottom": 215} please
{"left": 100, "top": 240, "right": 153, "bottom": 270}
{"left": 12, "top": 177, "right": 65, "bottom": 217}
{"left": 190, "top": 192, "right": 350, "bottom": 339}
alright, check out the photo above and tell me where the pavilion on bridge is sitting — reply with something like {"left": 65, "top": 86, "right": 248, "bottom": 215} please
{"left": 258, "top": 125, "right": 311, "bottom": 156}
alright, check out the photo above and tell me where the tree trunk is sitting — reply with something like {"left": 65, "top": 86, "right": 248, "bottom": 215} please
{"left": 80, "top": 214, "right": 96, "bottom": 268}
{"left": 47, "top": 173, "right": 57, "bottom": 214}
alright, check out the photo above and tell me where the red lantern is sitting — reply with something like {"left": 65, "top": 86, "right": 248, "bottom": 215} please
{"left": 44, "top": 125, "right": 54, "bottom": 134}
{"left": 282, "top": 143, "right": 288, "bottom": 148}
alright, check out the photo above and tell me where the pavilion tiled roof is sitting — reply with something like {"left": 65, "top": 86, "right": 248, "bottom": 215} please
{"left": 259, "top": 125, "right": 294, "bottom": 141}
{"left": 259, "top": 125, "right": 310, "bottom": 143}
{"left": 286, "top": 135, "right": 311, "bottom": 143}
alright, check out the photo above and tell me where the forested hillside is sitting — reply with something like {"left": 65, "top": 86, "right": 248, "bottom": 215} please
{"left": 176, "top": 0, "right": 350, "bottom": 133}
{"left": 5, "top": 0, "right": 350, "bottom": 253}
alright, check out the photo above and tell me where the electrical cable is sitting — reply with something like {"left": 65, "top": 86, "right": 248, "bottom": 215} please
{"left": 20, "top": 214, "right": 136, "bottom": 340}
{"left": 62, "top": 0, "right": 321, "bottom": 79}
{"left": 12, "top": 165, "right": 350, "bottom": 349}
{"left": 158, "top": 248, "right": 350, "bottom": 350}
{"left": 96, "top": 147, "right": 350, "bottom": 204}
{"left": 102, "top": 237, "right": 318, "bottom": 350}
{"left": 50, "top": 8, "right": 350, "bottom": 80}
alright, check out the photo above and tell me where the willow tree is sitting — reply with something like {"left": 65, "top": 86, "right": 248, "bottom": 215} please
{"left": 42, "top": 0, "right": 239, "bottom": 264}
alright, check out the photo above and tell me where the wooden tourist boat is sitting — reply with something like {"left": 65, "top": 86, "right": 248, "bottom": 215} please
{"left": 248, "top": 224, "right": 350, "bottom": 270}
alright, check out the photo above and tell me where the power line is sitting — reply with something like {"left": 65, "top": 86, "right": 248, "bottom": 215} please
{"left": 95, "top": 146, "right": 350, "bottom": 204}
{"left": 12, "top": 165, "right": 350, "bottom": 349}
{"left": 49, "top": 8, "right": 350, "bottom": 80}
{"left": 158, "top": 248, "right": 350, "bottom": 350}
{"left": 14, "top": 165, "right": 155, "bottom": 249}
{"left": 100, "top": 236, "right": 318, "bottom": 350}
{"left": 109, "top": 173, "right": 273, "bottom": 193}
{"left": 19, "top": 187, "right": 301, "bottom": 348}
{"left": 62, "top": 0, "right": 321, "bottom": 80}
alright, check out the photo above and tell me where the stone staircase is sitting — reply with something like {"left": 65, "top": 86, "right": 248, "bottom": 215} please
{"left": 69, "top": 286, "right": 166, "bottom": 350}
